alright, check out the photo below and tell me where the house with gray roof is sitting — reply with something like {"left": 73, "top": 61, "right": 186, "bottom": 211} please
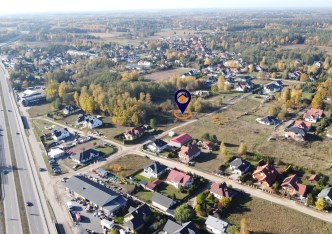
{"left": 317, "top": 187, "right": 332, "bottom": 208}
{"left": 256, "top": 116, "right": 280, "bottom": 126}
{"left": 72, "top": 148, "right": 100, "bottom": 164}
{"left": 160, "top": 219, "right": 198, "bottom": 234}
{"left": 124, "top": 204, "right": 151, "bottom": 232}
{"left": 65, "top": 175, "right": 127, "bottom": 215}
{"left": 151, "top": 192, "right": 175, "bottom": 215}
{"left": 229, "top": 158, "right": 251, "bottom": 175}
{"left": 52, "top": 127, "right": 70, "bottom": 142}
{"left": 205, "top": 215, "right": 229, "bottom": 234}
{"left": 144, "top": 161, "right": 168, "bottom": 178}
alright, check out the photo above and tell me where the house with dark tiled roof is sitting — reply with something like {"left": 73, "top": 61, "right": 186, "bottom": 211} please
{"left": 72, "top": 149, "right": 100, "bottom": 164}
{"left": 63, "top": 105, "right": 81, "bottom": 116}
{"left": 303, "top": 108, "right": 324, "bottom": 123}
{"left": 285, "top": 126, "right": 307, "bottom": 142}
{"left": 161, "top": 220, "right": 199, "bottom": 234}
{"left": 252, "top": 164, "right": 278, "bottom": 187}
{"left": 143, "top": 161, "right": 168, "bottom": 178}
{"left": 229, "top": 158, "right": 251, "bottom": 175}
{"left": 210, "top": 182, "right": 234, "bottom": 200}
{"left": 256, "top": 116, "right": 279, "bottom": 126}
{"left": 281, "top": 174, "right": 307, "bottom": 197}
{"left": 76, "top": 114, "right": 102, "bottom": 129}
{"left": 178, "top": 143, "right": 201, "bottom": 164}
{"left": 166, "top": 169, "right": 193, "bottom": 189}
{"left": 52, "top": 127, "right": 70, "bottom": 142}
{"left": 264, "top": 80, "right": 283, "bottom": 94}
{"left": 124, "top": 126, "right": 145, "bottom": 140}
{"left": 147, "top": 139, "right": 168, "bottom": 153}
{"left": 124, "top": 204, "right": 151, "bottom": 232}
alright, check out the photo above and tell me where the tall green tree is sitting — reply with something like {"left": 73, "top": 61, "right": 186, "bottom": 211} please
{"left": 175, "top": 204, "right": 196, "bottom": 224}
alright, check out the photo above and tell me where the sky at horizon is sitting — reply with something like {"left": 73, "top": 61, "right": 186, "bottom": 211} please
{"left": 1, "top": 0, "right": 332, "bottom": 15}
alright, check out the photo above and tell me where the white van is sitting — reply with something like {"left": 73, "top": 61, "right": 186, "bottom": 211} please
{"left": 66, "top": 201, "right": 73, "bottom": 211}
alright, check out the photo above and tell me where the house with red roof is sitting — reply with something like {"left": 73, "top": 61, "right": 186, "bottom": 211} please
{"left": 309, "top": 174, "right": 320, "bottom": 183}
{"left": 202, "top": 141, "right": 215, "bottom": 151}
{"left": 169, "top": 133, "right": 192, "bottom": 148}
{"left": 294, "top": 120, "right": 312, "bottom": 131}
{"left": 178, "top": 143, "right": 200, "bottom": 164}
{"left": 210, "top": 182, "right": 234, "bottom": 200}
{"left": 252, "top": 164, "right": 278, "bottom": 187}
{"left": 145, "top": 179, "right": 162, "bottom": 191}
{"left": 166, "top": 169, "right": 193, "bottom": 189}
{"left": 281, "top": 174, "right": 307, "bottom": 197}
{"left": 124, "top": 126, "right": 144, "bottom": 140}
{"left": 303, "top": 108, "right": 324, "bottom": 123}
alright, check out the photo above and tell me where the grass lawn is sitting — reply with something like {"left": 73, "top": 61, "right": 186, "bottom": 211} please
{"left": 95, "top": 145, "right": 116, "bottom": 156}
{"left": 103, "top": 154, "right": 152, "bottom": 177}
{"left": 157, "top": 182, "right": 188, "bottom": 200}
{"left": 27, "top": 103, "right": 53, "bottom": 118}
{"left": 224, "top": 194, "right": 332, "bottom": 234}
{"left": 302, "top": 92, "right": 314, "bottom": 101}
{"left": 256, "top": 137, "right": 332, "bottom": 177}
{"left": 31, "top": 119, "right": 52, "bottom": 139}
{"left": 135, "top": 190, "right": 154, "bottom": 203}
{"left": 134, "top": 174, "right": 154, "bottom": 183}
{"left": 175, "top": 96, "right": 274, "bottom": 167}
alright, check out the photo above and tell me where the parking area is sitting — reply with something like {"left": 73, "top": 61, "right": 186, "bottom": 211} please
{"left": 67, "top": 200, "right": 105, "bottom": 233}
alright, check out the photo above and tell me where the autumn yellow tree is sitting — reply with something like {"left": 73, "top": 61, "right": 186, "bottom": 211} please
{"left": 217, "top": 76, "right": 226, "bottom": 91}
{"left": 73, "top": 91, "right": 80, "bottom": 107}
{"left": 300, "top": 73, "right": 309, "bottom": 82}
{"left": 238, "top": 218, "right": 250, "bottom": 234}
{"left": 277, "top": 61, "right": 286, "bottom": 72}
{"left": 238, "top": 142, "right": 247, "bottom": 156}
{"left": 315, "top": 198, "right": 327, "bottom": 211}
{"left": 45, "top": 80, "right": 59, "bottom": 101}
{"left": 58, "top": 81, "right": 69, "bottom": 98}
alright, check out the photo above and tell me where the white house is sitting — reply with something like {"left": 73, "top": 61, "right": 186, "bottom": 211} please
{"left": 76, "top": 114, "right": 103, "bottom": 129}
{"left": 317, "top": 187, "right": 332, "bottom": 208}
{"left": 143, "top": 161, "right": 168, "bottom": 178}
{"left": 63, "top": 105, "right": 81, "bottom": 115}
{"left": 205, "top": 215, "right": 229, "bottom": 234}
{"left": 147, "top": 139, "right": 168, "bottom": 153}
{"left": 303, "top": 108, "right": 323, "bottom": 123}
{"left": 48, "top": 148, "right": 65, "bottom": 159}
{"left": 52, "top": 127, "right": 70, "bottom": 142}
{"left": 229, "top": 158, "right": 251, "bottom": 175}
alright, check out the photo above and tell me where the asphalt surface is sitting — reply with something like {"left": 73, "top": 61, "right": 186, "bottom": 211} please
{"left": 0, "top": 96, "right": 23, "bottom": 234}
{"left": 0, "top": 65, "right": 51, "bottom": 233}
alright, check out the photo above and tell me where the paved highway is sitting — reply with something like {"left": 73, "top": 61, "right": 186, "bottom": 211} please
{"left": 0, "top": 64, "right": 55, "bottom": 234}
{"left": 0, "top": 96, "right": 23, "bottom": 234}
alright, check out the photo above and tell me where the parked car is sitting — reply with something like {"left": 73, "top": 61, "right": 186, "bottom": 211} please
{"left": 49, "top": 159, "right": 55, "bottom": 164}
